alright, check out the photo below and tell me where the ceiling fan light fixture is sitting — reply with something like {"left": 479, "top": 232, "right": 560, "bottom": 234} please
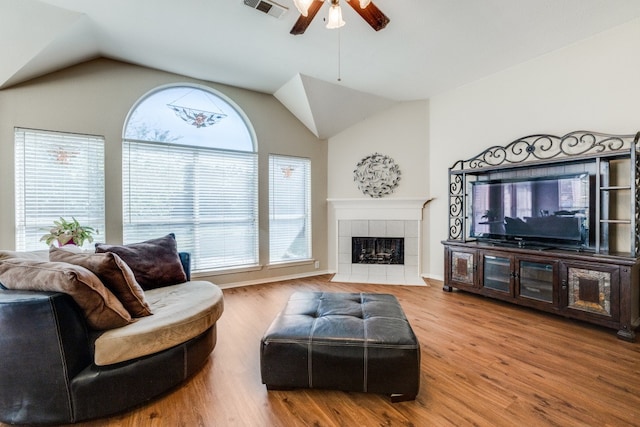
{"left": 326, "top": 2, "right": 345, "bottom": 29}
{"left": 293, "top": 0, "right": 314, "bottom": 16}
{"left": 359, "top": 0, "right": 371, "bottom": 8}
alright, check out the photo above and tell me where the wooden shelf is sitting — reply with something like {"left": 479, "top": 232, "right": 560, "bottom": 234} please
{"left": 600, "top": 185, "right": 631, "bottom": 190}
{"left": 600, "top": 219, "right": 631, "bottom": 224}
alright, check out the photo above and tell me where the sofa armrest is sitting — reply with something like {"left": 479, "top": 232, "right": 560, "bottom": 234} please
{"left": 0, "top": 290, "right": 91, "bottom": 424}
{"left": 179, "top": 252, "right": 191, "bottom": 281}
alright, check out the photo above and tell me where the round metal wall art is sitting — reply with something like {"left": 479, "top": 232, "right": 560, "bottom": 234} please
{"left": 353, "top": 152, "right": 401, "bottom": 198}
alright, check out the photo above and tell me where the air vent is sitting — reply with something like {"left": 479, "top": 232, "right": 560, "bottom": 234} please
{"left": 244, "top": 0, "right": 288, "bottom": 19}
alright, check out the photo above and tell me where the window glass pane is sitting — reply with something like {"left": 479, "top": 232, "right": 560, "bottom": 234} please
{"left": 15, "top": 128, "right": 105, "bottom": 250}
{"left": 123, "top": 141, "right": 258, "bottom": 271}
{"left": 123, "top": 84, "right": 258, "bottom": 272}
{"left": 124, "top": 85, "right": 254, "bottom": 151}
{"left": 269, "top": 155, "right": 311, "bottom": 263}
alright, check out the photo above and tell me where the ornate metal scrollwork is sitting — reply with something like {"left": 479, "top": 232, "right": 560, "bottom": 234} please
{"left": 448, "top": 174, "right": 465, "bottom": 240}
{"left": 449, "top": 217, "right": 463, "bottom": 240}
{"left": 451, "top": 130, "right": 637, "bottom": 172}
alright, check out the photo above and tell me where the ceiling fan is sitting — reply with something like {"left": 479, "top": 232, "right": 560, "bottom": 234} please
{"left": 290, "top": 0, "right": 390, "bottom": 35}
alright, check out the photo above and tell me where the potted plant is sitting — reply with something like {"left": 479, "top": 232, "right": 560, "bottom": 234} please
{"left": 40, "top": 217, "right": 96, "bottom": 247}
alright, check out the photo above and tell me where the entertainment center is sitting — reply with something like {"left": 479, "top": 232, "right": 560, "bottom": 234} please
{"left": 443, "top": 130, "right": 640, "bottom": 341}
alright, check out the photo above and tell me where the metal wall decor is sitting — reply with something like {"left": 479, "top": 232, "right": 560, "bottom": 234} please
{"left": 353, "top": 152, "right": 401, "bottom": 198}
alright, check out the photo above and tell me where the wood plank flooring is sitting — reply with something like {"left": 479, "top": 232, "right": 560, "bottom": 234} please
{"left": 8, "top": 275, "right": 640, "bottom": 426}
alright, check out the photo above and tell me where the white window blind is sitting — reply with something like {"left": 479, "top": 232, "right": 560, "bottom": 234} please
{"left": 14, "top": 128, "right": 105, "bottom": 251}
{"left": 269, "top": 154, "right": 311, "bottom": 263}
{"left": 123, "top": 141, "right": 259, "bottom": 271}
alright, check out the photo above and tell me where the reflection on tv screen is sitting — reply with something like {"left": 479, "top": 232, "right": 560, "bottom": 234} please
{"left": 470, "top": 173, "right": 590, "bottom": 246}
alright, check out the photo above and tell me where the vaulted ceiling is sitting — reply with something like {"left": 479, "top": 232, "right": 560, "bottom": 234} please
{"left": 3, "top": 0, "right": 640, "bottom": 138}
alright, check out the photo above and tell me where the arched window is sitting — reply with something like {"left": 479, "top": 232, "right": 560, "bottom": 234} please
{"left": 123, "top": 84, "right": 258, "bottom": 272}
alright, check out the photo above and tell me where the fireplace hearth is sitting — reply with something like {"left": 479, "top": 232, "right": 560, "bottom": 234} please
{"left": 352, "top": 237, "right": 404, "bottom": 265}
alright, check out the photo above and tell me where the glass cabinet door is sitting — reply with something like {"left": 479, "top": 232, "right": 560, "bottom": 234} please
{"left": 519, "top": 261, "right": 554, "bottom": 303}
{"left": 483, "top": 255, "right": 511, "bottom": 293}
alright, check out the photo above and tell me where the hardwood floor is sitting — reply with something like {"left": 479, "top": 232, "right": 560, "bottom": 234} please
{"left": 12, "top": 275, "right": 640, "bottom": 426}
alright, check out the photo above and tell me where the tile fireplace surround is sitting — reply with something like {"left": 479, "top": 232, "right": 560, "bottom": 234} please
{"left": 328, "top": 198, "right": 428, "bottom": 285}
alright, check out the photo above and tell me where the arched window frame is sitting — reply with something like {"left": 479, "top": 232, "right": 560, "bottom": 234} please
{"left": 122, "top": 83, "right": 259, "bottom": 273}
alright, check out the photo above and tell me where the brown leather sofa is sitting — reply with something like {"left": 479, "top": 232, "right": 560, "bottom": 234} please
{"left": 0, "top": 252, "right": 224, "bottom": 425}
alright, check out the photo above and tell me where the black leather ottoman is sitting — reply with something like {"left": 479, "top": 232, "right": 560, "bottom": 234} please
{"left": 260, "top": 292, "right": 420, "bottom": 401}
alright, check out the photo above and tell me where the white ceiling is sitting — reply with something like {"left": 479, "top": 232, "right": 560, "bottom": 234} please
{"left": 3, "top": 0, "right": 640, "bottom": 137}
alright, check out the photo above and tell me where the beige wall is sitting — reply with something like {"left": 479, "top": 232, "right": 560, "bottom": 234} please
{"left": 0, "top": 59, "right": 328, "bottom": 287}
{"left": 428, "top": 17, "right": 640, "bottom": 280}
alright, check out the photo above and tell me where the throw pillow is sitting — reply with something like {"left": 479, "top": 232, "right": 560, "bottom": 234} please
{"left": 0, "top": 258, "right": 132, "bottom": 330}
{"left": 0, "top": 249, "right": 49, "bottom": 261}
{"left": 95, "top": 234, "right": 187, "bottom": 290}
{"left": 49, "top": 246, "right": 153, "bottom": 317}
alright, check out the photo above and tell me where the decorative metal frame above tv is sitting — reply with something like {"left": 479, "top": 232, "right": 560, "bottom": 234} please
{"left": 450, "top": 130, "right": 640, "bottom": 172}
{"left": 447, "top": 130, "right": 640, "bottom": 257}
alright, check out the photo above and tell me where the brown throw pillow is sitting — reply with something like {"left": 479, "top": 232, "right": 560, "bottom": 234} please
{"left": 95, "top": 234, "right": 187, "bottom": 290}
{"left": 0, "top": 249, "right": 49, "bottom": 261}
{"left": 0, "top": 258, "right": 132, "bottom": 330}
{"left": 49, "top": 246, "right": 153, "bottom": 317}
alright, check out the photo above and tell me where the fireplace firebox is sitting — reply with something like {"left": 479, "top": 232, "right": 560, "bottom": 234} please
{"left": 352, "top": 237, "right": 404, "bottom": 265}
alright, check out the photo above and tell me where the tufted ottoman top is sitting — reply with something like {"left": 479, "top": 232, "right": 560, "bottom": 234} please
{"left": 263, "top": 291, "right": 418, "bottom": 347}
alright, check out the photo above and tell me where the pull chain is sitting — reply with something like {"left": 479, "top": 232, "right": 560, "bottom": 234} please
{"left": 337, "top": 27, "right": 342, "bottom": 82}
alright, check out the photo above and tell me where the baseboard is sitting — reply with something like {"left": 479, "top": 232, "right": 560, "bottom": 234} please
{"left": 422, "top": 273, "right": 444, "bottom": 282}
{"left": 217, "top": 270, "right": 333, "bottom": 289}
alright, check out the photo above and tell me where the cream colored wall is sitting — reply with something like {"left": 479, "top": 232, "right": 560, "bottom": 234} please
{"left": 326, "top": 100, "right": 430, "bottom": 272}
{"left": 0, "top": 58, "right": 328, "bottom": 287}
{"left": 428, "top": 17, "right": 640, "bottom": 280}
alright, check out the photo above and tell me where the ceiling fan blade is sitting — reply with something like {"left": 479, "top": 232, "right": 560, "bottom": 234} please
{"left": 345, "top": 0, "right": 390, "bottom": 31}
{"left": 290, "top": 0, "right": 325, "bottom": 35}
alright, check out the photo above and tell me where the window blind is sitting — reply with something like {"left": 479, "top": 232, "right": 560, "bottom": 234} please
{"left": 269, "top": 154, "right": 311, "bottom": 263}
{"left": 123, "top": 140, "right": 259, "bottom": 271}
{"left": 14, "top": 128, "right": 105, "bottom": 250}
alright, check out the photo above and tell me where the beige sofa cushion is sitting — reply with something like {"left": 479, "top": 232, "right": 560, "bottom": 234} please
{"left": 93, "top": 280, "right": 224, "bottom": 366}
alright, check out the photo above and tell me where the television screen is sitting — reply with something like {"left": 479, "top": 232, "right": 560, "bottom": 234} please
{"left": 470, "top": 173, "right": 590, "bottom": 246}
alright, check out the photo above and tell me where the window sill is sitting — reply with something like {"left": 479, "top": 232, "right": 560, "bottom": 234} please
{"left": 192, "top": 264, "right": 263, "bottom": 277}
{"left": 267, "top": 259, "right": 315, "bottom": 270}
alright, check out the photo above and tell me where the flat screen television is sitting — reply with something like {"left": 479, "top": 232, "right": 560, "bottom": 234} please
{"left": 470, "top": 173, "right": 591, "bottom": 248}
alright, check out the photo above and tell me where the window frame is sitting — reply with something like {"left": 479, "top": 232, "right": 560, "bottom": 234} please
{"left": 14, "top": 127, "right": 106, "bottom": 251}
{"left": 122, "top": 84, "right": 259, "bottom": 273}
{"left": 268, "top": 153, "right": 312, "bottom": 265}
